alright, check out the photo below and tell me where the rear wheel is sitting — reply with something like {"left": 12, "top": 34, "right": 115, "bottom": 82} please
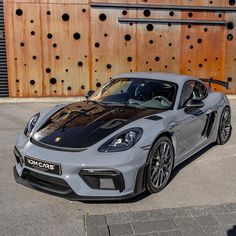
{"left": 146, "top": 136, "right": 174, "bottom": 193}
{"left": 217, "top": 107, "right": 232, "bottom": 145}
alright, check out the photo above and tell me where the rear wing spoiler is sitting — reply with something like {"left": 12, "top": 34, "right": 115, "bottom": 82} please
{"left": 199, "top": 78, "right": 229, "bottom": 90}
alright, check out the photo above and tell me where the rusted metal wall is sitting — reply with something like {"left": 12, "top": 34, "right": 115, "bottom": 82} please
{"left": 4, "top": 0, "right": 236, "bottom": 97}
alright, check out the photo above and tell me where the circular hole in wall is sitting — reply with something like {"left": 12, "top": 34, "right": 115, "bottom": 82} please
{"left": 227, "top": 34, "right": 234, "bottom": 41}
{"left": 229, "top": 0, "right": 235, "bottom": 5}
{"left": 32, "top": 56, "right": 37, "bottom": 60}
{"left": 55, "top": 56, "right": 60, "bottom": 60}
{"left": 82, "top": 9, "right": 86, "bottom": 13}
{"left": 146, "top": 24, "right": 154, "bottom": 31}
{"left": 124, "top": 34, "right": 131, "bottom": 41}
{"left": 67, "top": 86, "right": 72, "bottom": 91}
{"left": 73, "top": 32, "right": 81, "bottom": 40}
{"left": 20, "top": 42, "right": 25, "bottom": 47}
{"left": 47, "top": 11, "right": 51, "bottom": 15}
{"left": 62, "top": 13, "right": 70, "bottom": 21}
{"left": 50, "top": 78, "right": 57, "bottom": 84}
{"left": 46, "top": 68, "right": 51, "bottom": 73}
{"left": 155, "top": 56, "right": 160, "bottom": 62}
{"left": 16, "top": 9, "right": 23, "bottom": 16}
{"left": 99, "top": 13, "right": 107, "bottom": 21}
{"left": 188, "top": 12, "right": 193, "bottom": 17}
{"left": 204, "top": 28, "right": 208, "bottom": 32}
{"left": 227, "top": 22, "right": 234, "bottom": 30}
{"left": 190, "top": 45, "right": 194, "bottom": 49}
{"left": 218, "top": 13, "right": 222, "bottom": 18}
{"left": 65, "top": 69, "right": 68, "bottom": 72}
{"left": 127, "top": 56, "right": 132, "bottom": 62}
{"left": 31, "top": 31, "right": 35, "bottom": 36}
{"left": 197, "top": 38, "right": 202, "bottom": 44}
{"left": 47, "top": 33, "right": 53, "bottom": 39}
{"left": 228, "top": 77, "right": 232, "bottom": 82}
{"left": 104, "top": 33, "right": 108, "bottom": 37}
{"left": 143, "top": 9, "right": 151, "bottom": 17}
{"left": 81, "top": 85, "right": 85, "bottom": 89}
{"left": 95, "top": 42, "right": 100, "bottom": 47}
{"left": 96, "top": 82, "right": 101, "bottom": 87}
{"left": 30, "top": 80, "right": 35, "bottom": 85}
{"left": 106, "top": 64, "right": 112, "bottom": 69}
{"left": 30, "top": 20, "right": 34, "bottom": 23}
{"left": 53, "top": 43, "right": 57, "bottom": 48}
{"left": 78, "top": 61, "right": 83, "bottom": 67}
{"left": 169, "top": 11, "right": 174, "bottom": 16}
{"left": 122, "top": 10, "right": 127, "bottom": 15}
{"left": 149, "top": 40, "right": 153, "bottom": 44}
{"left": 16, "top": 79, "right": 19, "bottom": 82}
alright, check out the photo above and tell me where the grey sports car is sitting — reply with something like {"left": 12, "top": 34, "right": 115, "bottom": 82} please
{"left": 14, "top": 72, "right": 232, "bottom": 200}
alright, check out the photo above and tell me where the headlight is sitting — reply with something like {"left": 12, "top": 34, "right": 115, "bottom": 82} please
{"left": 98, "top": 128, "right": 143, "bottom": 152}
{"left": 24, "top": 113, "right": 40, "bottom": 137}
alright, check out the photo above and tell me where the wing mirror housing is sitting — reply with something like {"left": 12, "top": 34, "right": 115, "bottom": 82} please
{"left": 185, "top": 99, "right": 204, "bottom": 113}
{"left": 85, "top": 90, "right": 95, "bottom": 99}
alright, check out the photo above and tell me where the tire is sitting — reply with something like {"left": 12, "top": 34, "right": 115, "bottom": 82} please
{"left": 217, "top": 107, "right": 232, "bottom": 145}
{"left": 145, "top": 136, "right": 174, "bottom": 193}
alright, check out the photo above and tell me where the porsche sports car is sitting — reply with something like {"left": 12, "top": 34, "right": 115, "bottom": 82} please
{"left": 14, "top": 72, "right": 232, "bottom": 200}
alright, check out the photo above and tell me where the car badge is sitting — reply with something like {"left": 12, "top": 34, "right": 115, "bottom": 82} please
{"left": 55, "top": 137, "right": 62, "bottom": 143}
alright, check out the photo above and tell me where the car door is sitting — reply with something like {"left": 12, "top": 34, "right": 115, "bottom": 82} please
{"left": 175, "top": 81, "right": 209, "bottom": 156}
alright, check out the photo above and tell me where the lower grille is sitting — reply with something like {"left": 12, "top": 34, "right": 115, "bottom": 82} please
{"left": 22, "top": 169, "right": 72, "bottom": 194}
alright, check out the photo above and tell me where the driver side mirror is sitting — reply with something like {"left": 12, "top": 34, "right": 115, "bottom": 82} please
{"left": 184, "top": 99, "right": 204, "bottom": 113}
{"left": 85, "top": 90, "right": 95, "bottom": 99}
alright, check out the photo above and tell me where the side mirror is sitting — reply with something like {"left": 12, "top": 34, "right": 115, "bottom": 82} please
{"left": 85, "top": 90, "right": 95, "bottom": 99}
{"left": 185, "top": 99, "right": 204, "bottom": 112}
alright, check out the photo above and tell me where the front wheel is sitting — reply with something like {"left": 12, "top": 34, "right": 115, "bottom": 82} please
{"left": 145, "top": 136, "right": 174, "bottom": 193}
{"left": 217, "top": 107, "right": 232, "bottom": 145}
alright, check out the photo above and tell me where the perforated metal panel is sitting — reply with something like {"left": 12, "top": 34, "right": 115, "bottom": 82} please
{"left": 0, "top": 0, "right": 8, "bottom": 97}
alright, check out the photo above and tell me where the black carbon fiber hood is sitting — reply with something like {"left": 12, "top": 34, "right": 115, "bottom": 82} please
{"left": 33, "top": 101, "right": 163, "bottom": 149}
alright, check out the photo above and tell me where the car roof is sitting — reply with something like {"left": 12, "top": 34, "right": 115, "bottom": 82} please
{"left": 113, "top": 72, "right": 200, "bottom": 87}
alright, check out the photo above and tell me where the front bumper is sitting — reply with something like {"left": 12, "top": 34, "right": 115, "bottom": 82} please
{"left": 13, "top": 136, "right": 148, "bottom": 200}
{"left": 13, "top": 166, "right": 139, "bottom": 201}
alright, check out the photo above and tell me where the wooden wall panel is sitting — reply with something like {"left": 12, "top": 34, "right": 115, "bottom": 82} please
{"left": 40, "top": 4, "right": 90, "bottom": 96}
{"left": 136, "top": 0, "right": 182, "bottom": 73}
{"left": 90, "top": 6, "right": 137, "bottom": 89}
{"left": 224, "top": 12, "right": 236, "bottom": 94}
{"left": 5, "top": 3, "right": 43, "bottom": 97}
{"left": 4, "top": 0, "right": 236, "bottom": 97}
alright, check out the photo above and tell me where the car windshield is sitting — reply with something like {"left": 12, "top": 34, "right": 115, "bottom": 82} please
{"left": 90, "top": 78, "right": 178, "bottom": 110}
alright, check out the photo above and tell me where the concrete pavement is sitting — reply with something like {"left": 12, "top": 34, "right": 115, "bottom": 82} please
{"left": 0, "top": 99, "right": 235, "bottom": 236}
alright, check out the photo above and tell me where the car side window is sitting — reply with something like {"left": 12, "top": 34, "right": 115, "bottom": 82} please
{"left": 179, "top": 81, "right": 208, "bottom": 108}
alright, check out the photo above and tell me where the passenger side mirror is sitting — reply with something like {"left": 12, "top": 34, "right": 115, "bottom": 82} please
{"left": 184, "top": 99, "right": 204, "bottom": 113}
{"left": 85, "top": 90, "right": 95, "bottom": 99}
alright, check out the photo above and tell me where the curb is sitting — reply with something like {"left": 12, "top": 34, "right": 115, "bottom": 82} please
{"left": 0, "top": 96, "right": 84, "bottom": 103}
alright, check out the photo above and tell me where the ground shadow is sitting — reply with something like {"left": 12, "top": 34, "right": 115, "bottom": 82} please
{"left": 82, "top": 143, "right": 216, "bottom": 204}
